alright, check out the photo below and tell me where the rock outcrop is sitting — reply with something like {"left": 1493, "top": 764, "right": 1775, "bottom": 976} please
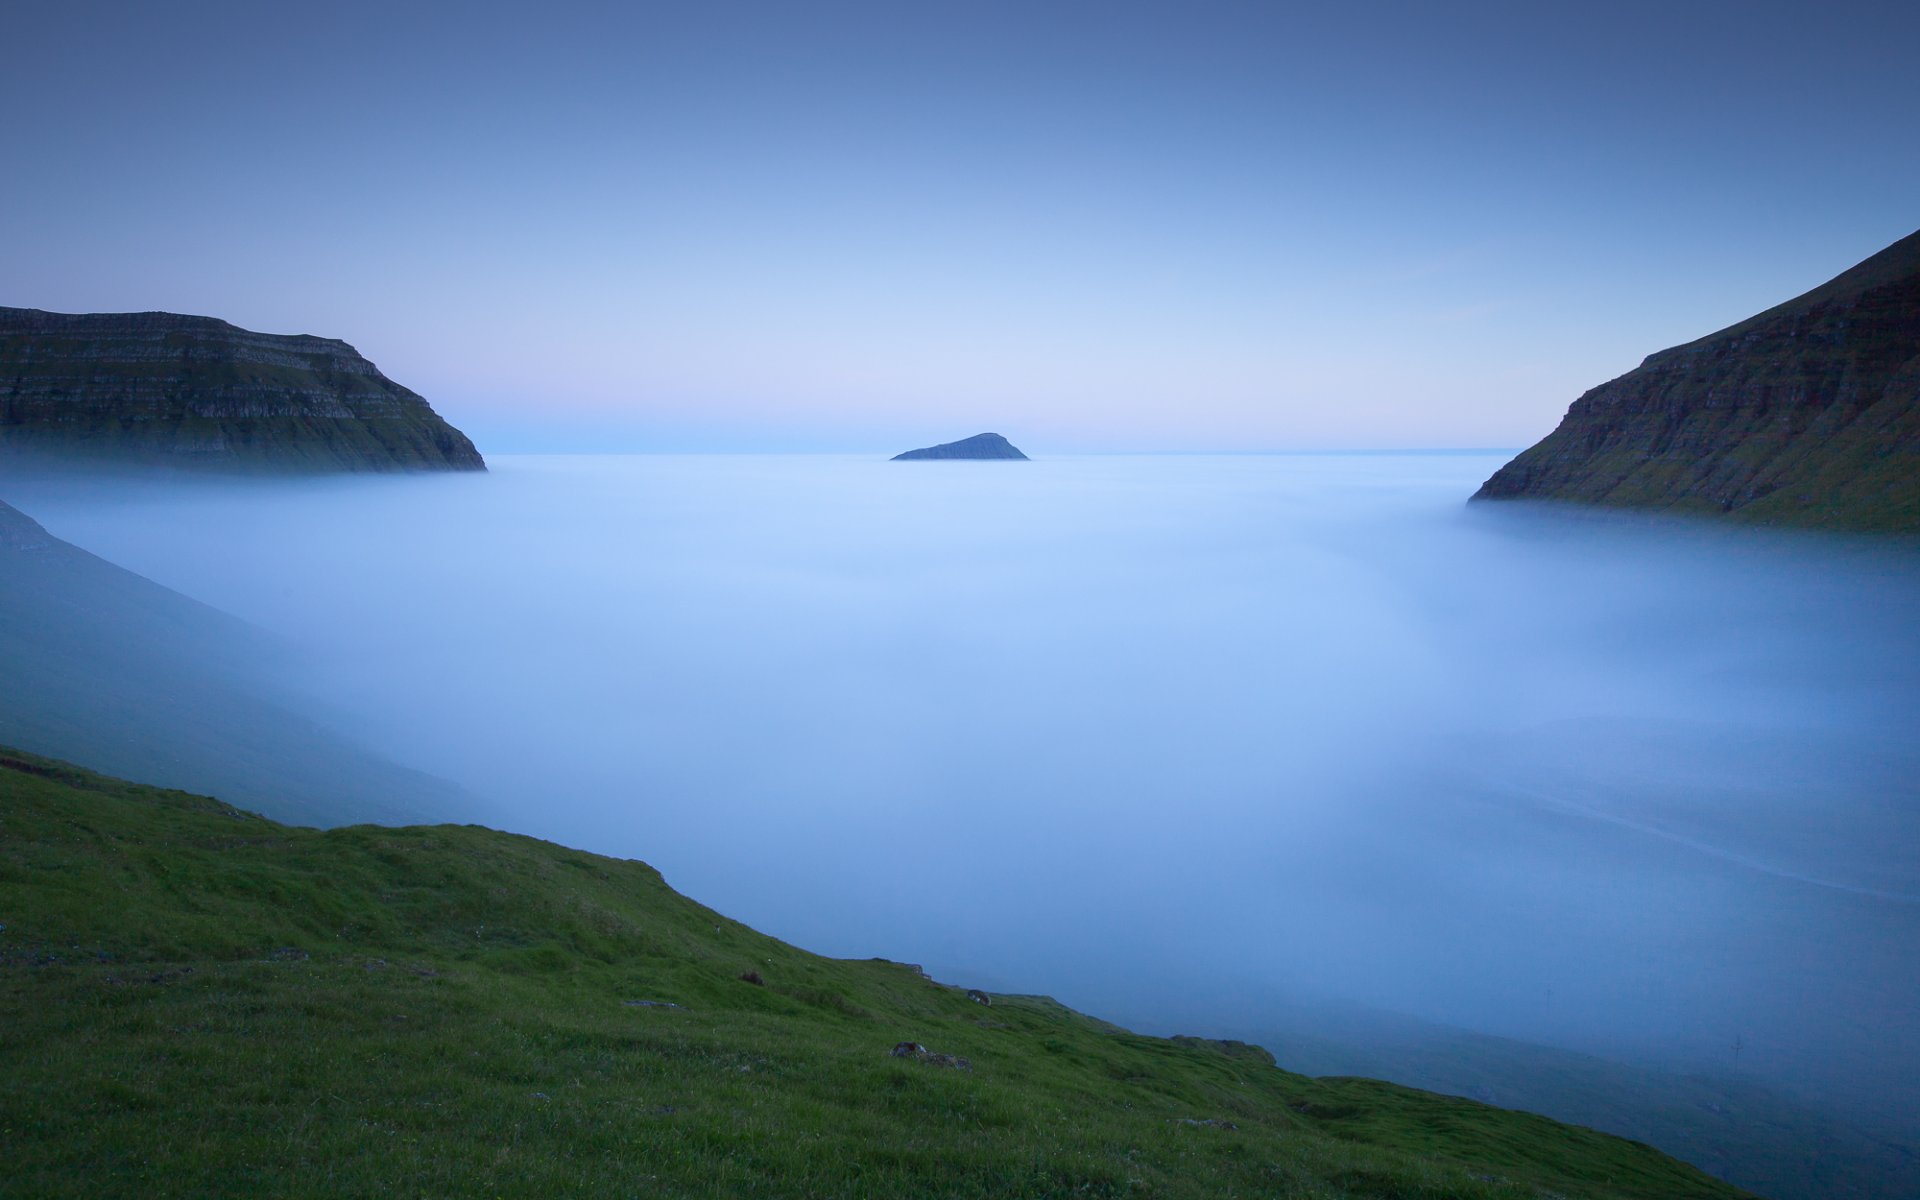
{"left": 889, "top": 1041, "right": 973, "bottom": 1070}
{"left": 0, "top": 307, "right": 485, "bottom": 472}
{"left": 1473, "top": 229, "right": 1920, "bottom": 531}
{"left": 892, "top": 432, "right": 1028, "bottom": 460}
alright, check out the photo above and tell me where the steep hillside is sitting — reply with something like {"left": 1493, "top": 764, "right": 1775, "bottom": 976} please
{"left": 1262, "top": 1003, "right": 1913, "bottom": 1200}
{"left": 0, "top": 748, "right": 1747, "bottom": 1199}
{"left": 0, "top": 307, "right": 484, "bottom": 471}
{"left": 0, "top": 498, "right": 478, "bottom": 827}
{"left": 1474, "top": 230, "right": 1920, "bottom": 530}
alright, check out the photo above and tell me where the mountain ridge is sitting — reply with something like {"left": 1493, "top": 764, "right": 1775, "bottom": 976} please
{"left": 0, "top": 306, "right": 485, "bottom": 472}
{"left": 1473, "top": 229, "right": 1920, "bottom": 530}
{"left": 0, "top": 496, "right": 481, "bottom": 827}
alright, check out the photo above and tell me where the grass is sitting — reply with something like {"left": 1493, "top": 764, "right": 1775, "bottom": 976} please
{"left": 1267, "top": 1013, "right": 1911, "bottom": 1200}
{"left": 0, "top": 747, "right": 1750, "bottom": 1198}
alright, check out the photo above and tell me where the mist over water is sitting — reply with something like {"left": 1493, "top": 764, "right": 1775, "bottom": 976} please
{"left": 11, "top": 453, "right": 1919, "bottom": 1138}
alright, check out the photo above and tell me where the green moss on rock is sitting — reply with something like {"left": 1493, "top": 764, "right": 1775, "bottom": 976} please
{"left": 1475, "top": 229, "right": 1920, "bottom": 532}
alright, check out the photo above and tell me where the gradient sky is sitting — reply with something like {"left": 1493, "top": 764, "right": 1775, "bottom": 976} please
{"left": 4, "top": 1, "right": 1917, "bottom": 452}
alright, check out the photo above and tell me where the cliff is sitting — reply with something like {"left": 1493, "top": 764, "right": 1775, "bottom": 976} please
{"left": 1473, "top": 229, "right": 1920, "bottom": 531}
{"left": 0, "top": 307, "right": 484, "bottom": 472}
{"left": 892, "top": 432, "right": 1029, "bottom": 460}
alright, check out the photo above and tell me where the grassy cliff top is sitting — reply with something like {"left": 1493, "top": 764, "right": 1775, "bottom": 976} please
{"left": 0, "top": 748, "right": 1747, "bottom": 1198}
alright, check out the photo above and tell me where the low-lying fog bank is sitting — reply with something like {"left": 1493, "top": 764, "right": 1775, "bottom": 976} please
{"left": 9, "top": 453, "right": 1917, "bottom": 1179}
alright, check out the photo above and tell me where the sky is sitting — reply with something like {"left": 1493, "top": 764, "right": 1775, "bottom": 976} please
{"left": 4, "top": 0, "right": 1918, "bottom": 452}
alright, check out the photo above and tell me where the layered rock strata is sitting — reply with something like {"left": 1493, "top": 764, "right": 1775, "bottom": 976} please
{"left": 1474, "top": 229, "right": 1920, "bottom": 531}
{"left": 0, "top": 307, "right": 484, "bottom": 471}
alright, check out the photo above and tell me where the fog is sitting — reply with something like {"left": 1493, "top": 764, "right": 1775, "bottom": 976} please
{"left": 10, "top": 453, "right": 1918, "bottom": 1163}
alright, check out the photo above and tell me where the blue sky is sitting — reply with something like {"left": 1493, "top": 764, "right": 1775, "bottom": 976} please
{"left": 4, "top": 1, "right": 1916, "bottom": 452}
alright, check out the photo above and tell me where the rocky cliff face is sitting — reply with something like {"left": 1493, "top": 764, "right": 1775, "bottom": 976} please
{"left": 892, "top": 432, "right": 1029, "bottom": 460}
{"left": 0, "top": 307, "right": 485, "bottom": 472}
{"left": 1474, "top": 229, "right": 1920, "bottom": 531}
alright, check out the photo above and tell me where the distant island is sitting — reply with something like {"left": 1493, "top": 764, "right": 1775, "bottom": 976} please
{"left": 892, "top": 432, "right": 1028, "bottom": 460}
{"left": 1473, "top": 228, "right": 1920, "bottom": 532}
{"left": 0, "top": 307, "right": 484, "bottom": 472}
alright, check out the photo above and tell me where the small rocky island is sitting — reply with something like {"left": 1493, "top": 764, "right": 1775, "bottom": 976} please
{"left": 891, "top": 432, "right": 1028, "bottom": 460}
{"left": 1473, "top": 228, "right": 1920, "bottom": 531}
{"left": 0, "top": 307, "right": 484, "bottom": 472}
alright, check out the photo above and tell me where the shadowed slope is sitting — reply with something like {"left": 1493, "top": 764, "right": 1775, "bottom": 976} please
{"left": 1474, "top": 230, "right": 1920, "bottom": 530}
{"left": 0, "top": 499, "right": 479, "bottom": 827}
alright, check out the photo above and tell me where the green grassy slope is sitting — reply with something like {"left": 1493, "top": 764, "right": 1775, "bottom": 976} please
{"left": 0, "top": 750, "right": 1748, "bottom": 1199}
{"left": 1472, "top": 229, "right": 1920, "bottom": 532}
{"left": 1264, "top": 1012, "right": 1913, "bottom": 1200}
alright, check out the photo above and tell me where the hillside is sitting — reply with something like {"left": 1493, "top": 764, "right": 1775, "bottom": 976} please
{"left": 0, "top": 748, "right": 1747, "bottom": 1199}
{"left": 0, "top": 307, "right": 484, "bottom": 472}
{"left": 1261, "top": 1005, "right": 1912, "bottom": 1200}
{"left": 1473, "top": 230, "right": 1920, "bottom": 530}
{"left": 0, "top": 498, "right": 478, "bottom": 828}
